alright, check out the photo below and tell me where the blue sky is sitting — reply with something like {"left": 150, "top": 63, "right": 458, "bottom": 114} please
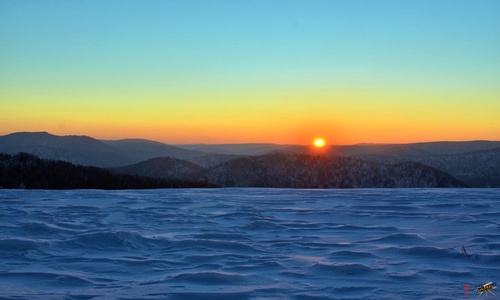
{"left": 1, "top": 0, "right": 499, "bottom": 143}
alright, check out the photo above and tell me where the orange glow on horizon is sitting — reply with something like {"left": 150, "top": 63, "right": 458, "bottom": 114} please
{"left": 1, "top": 86, "right": 499, "bottom": 145}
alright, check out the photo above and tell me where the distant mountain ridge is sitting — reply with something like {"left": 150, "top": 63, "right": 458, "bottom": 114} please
{"left": 1, "top": 131, "right": 499, "bottom": 187}
{"left": 0, "top": 132, "right": 130, "bottom": 167}
{"left": 0, "top": 132, "right": 209, "bottom": 167}
{"left": 177, "top": 143, "right": 295, "bottom": 155}
{"left": 277, "top": 140, "right": 500, "bottom": 157}
{"left": 102, "top": 139, "right": 205, "bottom": 162}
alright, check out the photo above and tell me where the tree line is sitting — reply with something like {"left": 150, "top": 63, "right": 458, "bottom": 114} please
{"left": 0, "top": 153, "right": 215, "bottom": 189}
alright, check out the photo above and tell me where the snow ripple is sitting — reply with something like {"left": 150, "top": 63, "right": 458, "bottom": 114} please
{"left": 0, "top": 188, "right": 499, "bottom": 299}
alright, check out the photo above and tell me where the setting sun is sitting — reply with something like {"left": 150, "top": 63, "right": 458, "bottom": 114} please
{"left": 313, "top": 138, "right": 326, "bottom": 148}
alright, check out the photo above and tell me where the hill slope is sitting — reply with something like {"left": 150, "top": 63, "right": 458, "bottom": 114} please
{"left": 362, "top": 148, "right": 500, "bottom": 187}
{"left": 201, "top": 153, "right": 466, "bottom": 188}
{"left": 0, "top": 132, "right": 210, "bottom": 167}
{"left": 0, "top": 132, "right": 130, "bottom": 167}
{"left": 0, "top": 153, "right": 213, "bottom": 189}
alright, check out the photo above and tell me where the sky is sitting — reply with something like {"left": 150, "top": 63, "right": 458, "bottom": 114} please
{"left": 1, "top": 0, "right": 499, "bottom": 145}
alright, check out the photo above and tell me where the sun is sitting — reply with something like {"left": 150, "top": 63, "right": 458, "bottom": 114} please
{"left": 313, "top": 137, "right": 326, "bottom": 148}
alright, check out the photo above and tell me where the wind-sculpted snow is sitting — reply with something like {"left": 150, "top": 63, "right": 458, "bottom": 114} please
{"left": 1, "top": 189, "right": 499, "bottom": 299}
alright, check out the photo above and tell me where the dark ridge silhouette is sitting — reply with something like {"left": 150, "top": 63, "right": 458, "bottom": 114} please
{"left": 200, "top": 153, "right": 467, "bottom": 188}
{"left": 1, "top": 131, "right": 497, "bottom": 187}
{"left": 0, "top": 152, "right": 467, "bottom": 189}
{"left": 0, "top": 153, "right": 215, "bottom": 189}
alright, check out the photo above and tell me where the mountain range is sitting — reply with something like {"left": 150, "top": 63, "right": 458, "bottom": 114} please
{"left": 1, "top": 131, "right": 499, "bottom": 188}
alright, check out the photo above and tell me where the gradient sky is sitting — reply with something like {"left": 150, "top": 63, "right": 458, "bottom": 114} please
{"left": 1, "top": 0, "right": 499, "bottom": 144}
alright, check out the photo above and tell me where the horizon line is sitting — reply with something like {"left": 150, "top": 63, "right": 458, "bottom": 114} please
{"left": 1, "top": 131, "right": 499, "bottom": 147}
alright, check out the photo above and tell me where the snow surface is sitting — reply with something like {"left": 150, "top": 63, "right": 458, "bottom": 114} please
{"left": 0, "top": 188, "right": 499, "bottom": 299}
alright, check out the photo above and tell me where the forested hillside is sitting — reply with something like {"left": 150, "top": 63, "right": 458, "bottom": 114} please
{"left": 0, "top": 153, "right": 213, "bottom": 189}
{"left": 362, "top": 148, "right": 500, "bottom": 187}
{"left": 200, "top": 153, "right": 466, "bottom": 188}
